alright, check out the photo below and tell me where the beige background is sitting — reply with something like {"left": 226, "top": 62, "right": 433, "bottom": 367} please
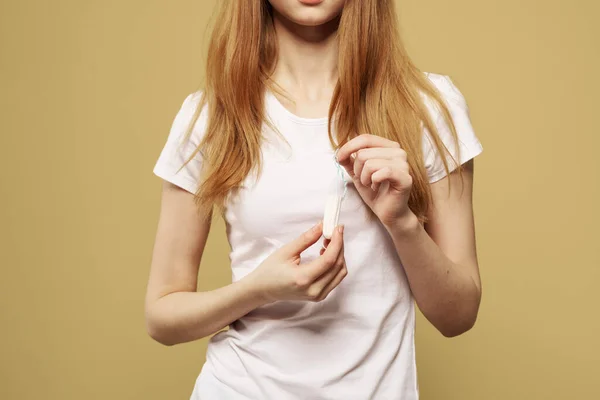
{"left": 1, "top": 0, "right": 598, "bottom": 399}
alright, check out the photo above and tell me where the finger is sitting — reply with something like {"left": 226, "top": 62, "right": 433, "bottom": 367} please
{"left": 319, "top": 238, "right": 331, "bottom": 255}
{"left": 280, "top": 221, "right": 323, "bottom": 257}
{"left": 310, "top": 244, "right": 345, "bottom": 298}
{"left": 371, "top": 166, "right": 413, "bottom": 192}
{"left": 355, "top": 147, "right": 407, "bottom": 162}
{"left": 353, "top": 149, "right": 406, "bottom": 181}
{"left": 372, "top": 181, "right": 381, "bottom": 193}
{"left": 359, "top": 159, "right": 393, "bottom": 187}
{"left": 316, "top": 262, "right": 348, "bottom": 301}
{"left": 308, "top": 257, "right": 343, "bottom": 297}
{"left": 338, "top": 152, "right": 356, "bottom": 180}
{"left": 337, "top": 134, "right": 400, "bottom": 166}
{"left": 335, "top": 235, "right": 344, "bottom": 265}
{"left": 306, "top": 225, "right": 344, "bottom": 279}
{"left": 320, "top": 231, "right": 344, "bottom": 263}
{"left": 338, "top": 137, "right": 402, "bottom": 180}
{"left": 322, "top": 224, "right": 344, "bottom": 261}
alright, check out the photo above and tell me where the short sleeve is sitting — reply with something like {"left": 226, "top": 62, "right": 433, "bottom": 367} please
{"left": 153, "top": 92, "right": 206, "bottom": 194}
{"left": 422, "top": 73, "right": 483, "bottom": 183}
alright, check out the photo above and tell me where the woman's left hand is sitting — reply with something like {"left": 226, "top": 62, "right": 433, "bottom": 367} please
{"left": 337, "top": 134, "right": 416, "bottom": 230}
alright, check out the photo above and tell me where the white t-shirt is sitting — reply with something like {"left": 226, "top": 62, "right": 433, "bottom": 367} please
{"left": 153, "top": 72, "right": 483, "bottom": 400}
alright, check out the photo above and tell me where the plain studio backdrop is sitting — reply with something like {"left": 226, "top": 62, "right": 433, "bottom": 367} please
{"left": 1, "top": 0, "right": 598, "bottom": 399}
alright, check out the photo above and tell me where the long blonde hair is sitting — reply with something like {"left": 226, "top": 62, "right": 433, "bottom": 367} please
{"left": 183, "top": 0, "right": 459, "bottom": 222}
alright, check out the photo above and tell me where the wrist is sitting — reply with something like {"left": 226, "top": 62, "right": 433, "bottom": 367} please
{"left": 385, "top": 210, "right": 421, "bottom": 239}
{"left": 238, "top": 274, "right": 272, "bottom": 308}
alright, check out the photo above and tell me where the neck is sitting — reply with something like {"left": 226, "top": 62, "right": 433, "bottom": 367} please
{"left": 271, "top": 11, "right": 339, "bottom": 96}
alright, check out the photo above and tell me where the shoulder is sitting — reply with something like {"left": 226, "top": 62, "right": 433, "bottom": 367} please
{"left": 419, "top": 71, "right": 472, "bottom": 127}
{"left": 419, "top": 72, "right": 483, "bottom": 182}
{"left": 157, "top": 90, "right": 210, "bottom": 154}
{"left": 185, "top": 90, "right": 204, "bottom": 105}
{"left": 171, "top": 90, "right": 209, "bottom": 136}
{"left": 177, "top": 90, "right": 206, "bottom": 119}
{"left": 422, "top": 72, "right": 468, "bottom": 108}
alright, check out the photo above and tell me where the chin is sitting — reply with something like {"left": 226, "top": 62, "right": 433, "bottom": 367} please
{"left": 269, "top": 0, "right": 346, "bottom": 27}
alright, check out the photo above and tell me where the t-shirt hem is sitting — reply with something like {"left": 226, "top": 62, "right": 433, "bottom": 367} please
{"left": 153, "top": 162, "right": 199, "bottom": 194}
{"left": 428, "top": 140, "right": 483, "bottom": 183}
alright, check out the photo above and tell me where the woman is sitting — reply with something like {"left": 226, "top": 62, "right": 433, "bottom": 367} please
{"left": 146, "top": 0, "right": 483, "bottom": 398}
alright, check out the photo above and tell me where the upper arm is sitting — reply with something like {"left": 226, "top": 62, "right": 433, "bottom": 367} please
{"left": 425, "top": 161, "right": 481, "bottom": 289}
{"left": 145, "top": 91, "right": 211, "bottom": 305}
{"left": 145, "top": 182, "right": 212, "bottom": 305}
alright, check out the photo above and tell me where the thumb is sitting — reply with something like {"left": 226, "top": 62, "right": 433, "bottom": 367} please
{"left": 279, "top": 221, "right": 323, "bottom": 257}
{"left": 336, "top": 152, "right": 355, "bottom": 181}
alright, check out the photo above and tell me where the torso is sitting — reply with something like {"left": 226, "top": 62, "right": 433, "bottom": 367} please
{"left": 191, "top": 91, "right": 419, "bottom": 400}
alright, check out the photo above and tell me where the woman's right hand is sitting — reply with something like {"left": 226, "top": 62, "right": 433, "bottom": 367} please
{"left": 246, "top": 221, "right": 347, "bottom": 304}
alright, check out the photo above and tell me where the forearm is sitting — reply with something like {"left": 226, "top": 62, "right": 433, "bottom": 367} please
{"left": 387, "top": 213, "right": 481, "bottom": 337}
{"left": 145, "top": 276, "right": 268, "bottom": 346}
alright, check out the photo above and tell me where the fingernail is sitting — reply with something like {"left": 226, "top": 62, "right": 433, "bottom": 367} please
{"left": 338, "top": 225, "right": 344, "bottom": 233}
{"left": 314, "top": 221, "right": 323, "bottom": 231}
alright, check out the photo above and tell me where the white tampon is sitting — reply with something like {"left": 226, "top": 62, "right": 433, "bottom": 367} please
{"left": 323, "top": 159, "right": 351, "bottom": 239}
{"left": 323, "top": 191, "right": 343, "bottom": 240}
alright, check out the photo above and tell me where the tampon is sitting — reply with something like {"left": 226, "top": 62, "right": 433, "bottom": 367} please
{"left": 323, "top": 191, "right": 343, "bottom": 239}
{"left": 323, "top": 163, "right": 350, "bottom": 239}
